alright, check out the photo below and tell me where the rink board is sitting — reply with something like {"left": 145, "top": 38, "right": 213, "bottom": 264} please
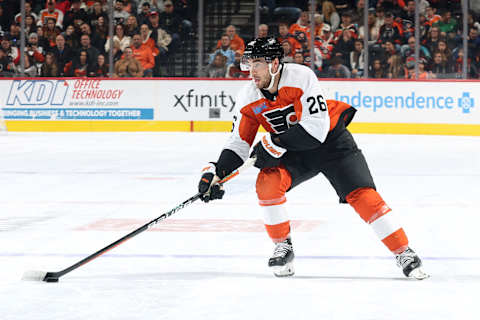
{"left": 2, "top": 78, "right": 479, "bottom": 135}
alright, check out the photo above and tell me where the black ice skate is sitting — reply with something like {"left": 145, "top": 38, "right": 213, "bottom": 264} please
{"left": 268, "top": 238, "right": 295, "bottom": 277}
{"left": 395, "top": 247, "right": 429, "bottom": 280}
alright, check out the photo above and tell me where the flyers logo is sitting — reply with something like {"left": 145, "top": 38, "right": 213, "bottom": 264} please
{"left": 262, "top": 105, "right": 298, "bottom": 134}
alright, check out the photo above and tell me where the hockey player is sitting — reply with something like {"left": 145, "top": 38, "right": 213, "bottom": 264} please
{"left": 197, "top": 37, "right": 428, "bottom": 280}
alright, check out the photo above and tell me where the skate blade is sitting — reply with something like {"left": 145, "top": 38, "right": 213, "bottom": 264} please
{"left": 271, "top": 262, "right": 294, "bottom": 277}
{"left": 408, "top": 267, "right": 430, "bottom": 280}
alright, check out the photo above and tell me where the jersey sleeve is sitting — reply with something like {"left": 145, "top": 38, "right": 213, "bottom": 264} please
{"left": 276, "top": 67, "right": 330, "bottom": 150}
{"left": 222, "top": 87, "right": 260, "bottom": 162}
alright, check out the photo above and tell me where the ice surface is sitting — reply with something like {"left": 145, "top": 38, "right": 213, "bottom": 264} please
{"left": 1, "top": 132, "right": 479, "bottom": 320}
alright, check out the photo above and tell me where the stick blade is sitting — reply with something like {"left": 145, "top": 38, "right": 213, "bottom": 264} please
{"left": 22, "top": 270, "right": 59, "bottom": 282}
{"left": 22, "top": 270, "right": 48, "bottom": 281}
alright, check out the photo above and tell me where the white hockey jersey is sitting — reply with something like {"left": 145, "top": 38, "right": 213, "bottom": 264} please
{"left": 224, "top": 63, "right": 352, "bottom": 161}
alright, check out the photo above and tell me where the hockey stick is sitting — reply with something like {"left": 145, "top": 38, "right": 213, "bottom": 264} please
{"left": 22, "top": 157, "right": 256, "bottom": 283}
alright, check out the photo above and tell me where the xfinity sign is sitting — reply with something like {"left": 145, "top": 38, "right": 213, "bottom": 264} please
{"left": 6, "top": 80, "right": 69, "bottom": 106}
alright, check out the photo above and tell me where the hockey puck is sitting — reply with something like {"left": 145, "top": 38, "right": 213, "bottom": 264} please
{"left": 44, "top": 277, "right": 59, "bottom": 283}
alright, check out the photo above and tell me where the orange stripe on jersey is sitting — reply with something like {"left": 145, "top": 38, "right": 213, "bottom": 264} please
{"left": 326, "top": 99, "right": 353, "bottom": 131}
{"left": 265, "top": 221, "right": 291, "bottom": 243}
{"left": 382, "top": 228, "right": 409, "bottom": 254}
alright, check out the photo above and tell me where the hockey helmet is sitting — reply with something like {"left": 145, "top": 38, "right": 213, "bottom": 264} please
{"left": 240, "top": 37, "right": 284, "bottom": 71}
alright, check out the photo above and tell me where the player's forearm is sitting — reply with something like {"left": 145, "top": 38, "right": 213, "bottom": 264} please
{"left": 215, "top": 148, "right": 244, "bottom": 179}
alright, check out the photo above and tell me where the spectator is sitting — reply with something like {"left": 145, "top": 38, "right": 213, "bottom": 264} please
{"left": 209, "top": 34, "right": 235, "bottom": 65}
{"left": 137, "top": 2, "right": 152, "bottom": 26}
{"left": 158, "top": 0, "right": 182, "bottom": 48}
{"left": 350, "top": 39, "right": 365, "bottom": 78}
{"left": 114, "top": 46, "right": 143, "bottom": 77}
{"left": 316, "top": 23, "right": 335, "bottom": 62}
{"left": 399, "top": 0, "right": 416, "bottom": 21}
{"left": 24, "top": 15, "right": 37, "bottom": 35}
{"left": 40, "top": 51, "right": 58, "bottom": 76}
{"left": 63, "top": 24, "right": 79, "bottom": 49}
{"left": 50, "top": 34, "right": 73, "bottom": 76}
{"left": 386, "top": 54, "right": 406, "bottom": 78}
{"left": 36, "top": 26, "right": 50, "bottom": 52}
{"left": 0, "top": 47, "right": 15, "bottom": 76}
{"left": 401, "top": 36, "right": 430, "bottom": 62}
{"left": 63, "top": 0, "right": 88, "bottom": 30}
{"left": 38, "top": 0, "right": 64, "bottom": 28}
{"left": 334, "top": 11, "right": 358, "bottom": 42}
{"left": 1, "top": 36, "right": 20, "bottom": 66}
{"left": 433, "top": 9, "right": 457, "bottom": 36}
{"left": 43, "top": 17, "right": 61, "bottom": 48}
{"left": 89, "top": 1, "right": 108, "bottom": 29}
{"left": 321, "top": 1, "right": 340, "bottom": 32}
{"left": 121, "top": 0, "right": 138, "bottom": 15}
{"left": 326, "top": 56, "right": 351, "bottom": 78}
{"left": 148, "top": 10, "right": 173, "bottom": 50}
{"left": 424, "top": 26, "right": 443, "bottom": 58}
{"left": 277, "top": 22, "right": 301, "bottom": 53}
{"left": 80, "top": 22, "right": 104, "bottom": 53}
{"left": 125, "top": 15, "right": 139, "bottom": 37}
{"left": 425, "top": 6, "right": 441, "bottom": 27}
{"left": 333, "top": 29, "right": 355, "bottom": 66}
{"left": 369, "top": 58, "right": 386, "bottom": 78}
{"left": 79, "top": 34, "right": 100, "bottom": 65}
{"left": 281, "top": 40, "right": 295, "bottom": 63}
{"left": 88, "top": 53, "right": 109, "bottom": 77}
{"left": 351, "top": 0, "right": 365, "bottom": 26}
{"left": 359, "top": 9, "right": 380, "bottom": 45}
{"left": 377, "top": 11, "right": 402, "bottom": 46}
{"left": 436, "top": 39, "right": 453, "bottom": 65}
{"left": 467, "top": 27, "right": 480, "bottom": 60}
{"left": 94, "top": 16, "right": 109, "bottom": 45}
{"left": 26, "top": 33, "right": 45, "bottom": 65}
{"left": 14, "top": 51, "right": 38, "bottom": 76}
{"left": 226, "top": 50, "right": 249, "bottom": 78}
{"left": 454, "top": 48, "right": 479, "bottom": 79}
{"left": 374, "top": 7, "right": 385, "bottom": 30}
{"left": 289, "top": 11, "right": 309, "bottom": 39}
{"left": 113, "top": 0, "right": 130, "bottom": 25}
{"left": 139, "top": 23, "right": 168, "bottom": 76}
{"left": 204, "top": 52, "right": 227, "bottom": 78}
{"left": 258, "top": 23, "right": 269, "bottom": 38}
{"left": 130, "top": 33, "right": 155, "bottom": 77}
{"left": 105, "top": 23, "right": 131, "bottom": 53}
{"left": 14, "top": 2, "right": 38, "bottom": 25}
{"left": 430, "top": 51, "right": 454, "bottom": 78}
{"left": 217, "top": 25, "right": 245, "bottom": 53}
{"left": 293, "top": 51, "right": 306, "bottom": 65}
{"left": 406, "top": 57, "right": 431, "bottom": 79}
{"left": 139, "top": 23, "right": 160, "bottom": 56}
{"left": 70, "top": 49, "right": 90, "bottom": 76}
{"left": 8, "top": 23, "right": 21, "bottom": 44}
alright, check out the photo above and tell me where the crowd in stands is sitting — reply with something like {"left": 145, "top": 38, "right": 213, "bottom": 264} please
{"left": 205, "top": 0, "right": 480, "bottom": 79}
{"left": 0, "top": 0, "right": 194, "bottom": 77}
{"left": 1, "top": 0, "right": 479, "bottom": 79}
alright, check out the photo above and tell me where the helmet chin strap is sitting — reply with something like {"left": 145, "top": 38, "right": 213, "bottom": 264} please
{"left": 265, "top": 63, "right": 282, "bottom": 91}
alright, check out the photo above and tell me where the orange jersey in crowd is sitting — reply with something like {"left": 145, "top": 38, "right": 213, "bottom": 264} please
{"left": 131, "top": 44, "right": 155, "bottom": 70}
{"left": 223, "top": 63, "right": 350, "bottom": 160}
{"left": 216, "top": 34, "right": 245, "bottom": 53}
{"left": 38, "top": 9, "right": 64, "bottom": 26}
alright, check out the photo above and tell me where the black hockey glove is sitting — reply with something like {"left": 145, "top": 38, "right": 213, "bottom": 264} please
{"left": 198, "top": 163, "right": 225, "bottom": 203}
{"left": 250, "top": 134, "right": 287, "bottom": 169}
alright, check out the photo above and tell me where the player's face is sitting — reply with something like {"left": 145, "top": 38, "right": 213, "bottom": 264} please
{"left": 249, "top": 59, "right": 270, "bottom": 89}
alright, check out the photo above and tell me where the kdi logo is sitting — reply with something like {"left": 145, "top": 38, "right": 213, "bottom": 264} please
{"left": 6, "top": 80, "right": 69, "bottom": 106}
